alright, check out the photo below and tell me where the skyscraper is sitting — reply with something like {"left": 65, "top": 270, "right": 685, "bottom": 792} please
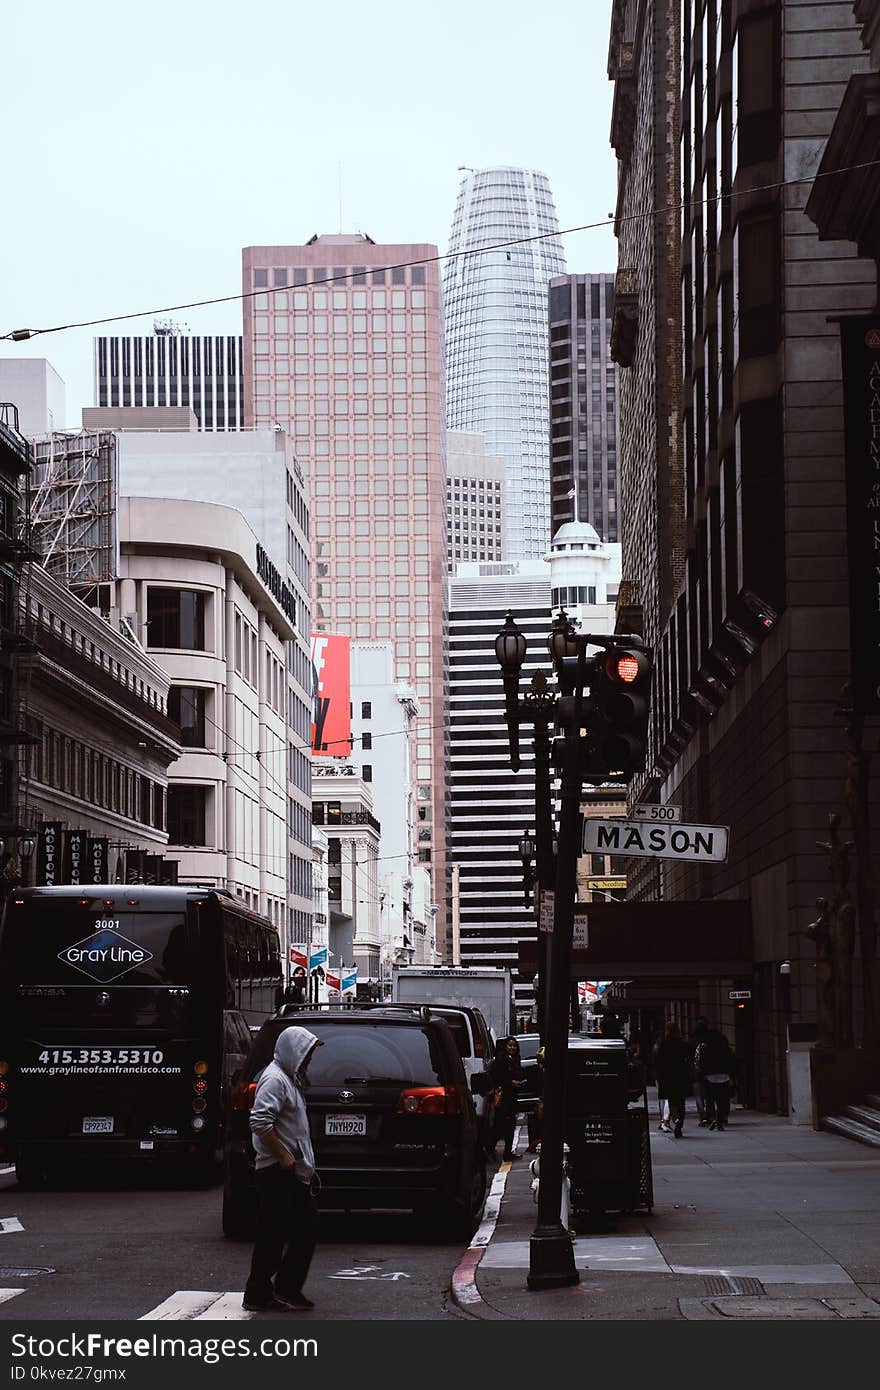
{"left": 94, "top": 322, "right": 243, "bottom": 430}
{"left": 446, "top": 431, "right": 505, "bottom": 570}
{"left": 447, "top": 531, "right": 619, "bottom": 1016}
{"left": 548, "top": 274, "right": 620, "bottom": 542}
{"left": 241, "top": 234, "right": 448, "bottom": 955}
{"left": 444, "top": 167, "right": 566, "bottom": 562}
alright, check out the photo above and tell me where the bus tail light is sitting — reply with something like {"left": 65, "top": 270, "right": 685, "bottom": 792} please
{"left": 192, "top": 1098, "right": 207, "bottom": 1114}
{"left": 0, "top": 1061, "right": 8, "bottom": 1076}
{"left": 191, "top": 1117, "right": 206, "bottom": 1132}
{"left": 0, "top": 1099, "right": 7, "bottom": 1114}
{"left": 231, "top": 1081, "right": 258, "bottom": 1112}
{"left": 193, "top": 1079, "right": 207, "bottom": 1095}
{"left": 194, "top": 1061, "right": 208, "bottom": 1076}
{"left": 396, "top": 1086, "right": 460, "bottom": 1116}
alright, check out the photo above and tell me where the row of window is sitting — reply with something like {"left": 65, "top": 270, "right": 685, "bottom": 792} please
{"left": 251, "top": 266, "right": 426, "bottom": 289}
{"left": 253, "top": 292, "right": 426, "bottom": 324}
{"left": 27, "top": 720, "right": 166, "bottom": 831}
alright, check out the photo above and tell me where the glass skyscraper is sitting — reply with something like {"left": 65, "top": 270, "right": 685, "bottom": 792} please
{"left": 444, "top": 167, "right": 566, "bottom": 562}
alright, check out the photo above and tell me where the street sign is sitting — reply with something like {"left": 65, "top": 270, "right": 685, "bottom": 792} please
{"left": 729, "top": 989, "right": 752, "bottom": 1000}
{"left": 573, "top": 910, "right": 589, "bottom": 950}
{"left": 586, "top": 877, "right": 627, "bottom": 891}
{"left": 582, "top": 817, "right": 730, "bottom": 863}
{"left": 632, "top": 803, "right": 682, "bottom": 823}
{"left": 539, "top": 889, "right": 555, "bottom": 934}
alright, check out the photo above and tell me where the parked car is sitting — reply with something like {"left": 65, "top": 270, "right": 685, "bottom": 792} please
{"left": 222, "top": 1007, "right": 490, "bottom": 1242}
{"left": 275, "top": 999, "right": 496, "bottom": 1144}
{"left": 516, "top": 1032, "right": 543, "bottom": 1113}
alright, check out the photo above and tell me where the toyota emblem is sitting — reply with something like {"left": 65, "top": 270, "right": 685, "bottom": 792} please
{"left": 337, "top": 1090, "right": 355, "bottom": 1104}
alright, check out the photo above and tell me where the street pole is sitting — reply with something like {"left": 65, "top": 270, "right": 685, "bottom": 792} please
{"left": 527, "top": 683, "right": 581, "bottom": 1291}
{"left": 533, "top": 708, "right": 554, "bottom": 1044}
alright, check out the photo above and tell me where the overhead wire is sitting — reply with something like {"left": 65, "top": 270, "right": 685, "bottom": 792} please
{"left": 4, "top": 157, "right": 880, "bottom": 341}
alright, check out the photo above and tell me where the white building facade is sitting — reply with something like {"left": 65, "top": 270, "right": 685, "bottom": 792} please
{"left": 348, "top": 641, "right": 435, "bottom": 985}
{"left": 114, "top": 496, "right": 294, "bottom": 930}
{"left": 109, "top": 424, "right": 313, "bottom": 947}
{"left": 444, "top": 168, "right": 566, "bottom": 562}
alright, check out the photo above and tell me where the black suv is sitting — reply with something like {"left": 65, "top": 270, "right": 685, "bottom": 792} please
{"left": 222, "top": 1007, "right": 489, "bottom": 1241}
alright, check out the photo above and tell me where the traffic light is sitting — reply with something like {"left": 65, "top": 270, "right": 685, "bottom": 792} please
{"left": 584, "top": 645, "right": 653, "bottom": 780}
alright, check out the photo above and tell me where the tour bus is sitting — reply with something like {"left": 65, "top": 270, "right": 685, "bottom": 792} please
{"left": 0, "top": 883, "right": 282, "bottom": 1186}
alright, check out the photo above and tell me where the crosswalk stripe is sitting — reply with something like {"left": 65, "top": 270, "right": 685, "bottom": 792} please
{"left": 139, "top": 1291, "right": 251, "bottom": 1321}
{"left": 192, "top": 1293, "right": 253, "bottom": 1321}
{"left": 0, "top": 1289, "right": 25, "bottom": 1306}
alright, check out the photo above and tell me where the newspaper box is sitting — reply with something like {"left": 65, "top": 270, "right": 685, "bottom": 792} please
{"left": 563, "top": 1036, "right": 653, "bottom": 1219}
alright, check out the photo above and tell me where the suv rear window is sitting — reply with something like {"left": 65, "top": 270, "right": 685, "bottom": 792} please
{"left": 307, "top": 1023, "right": 444, "bottom": 1086}
{"left": 249, "top": 1020, "right": 445, "bottom": 1087}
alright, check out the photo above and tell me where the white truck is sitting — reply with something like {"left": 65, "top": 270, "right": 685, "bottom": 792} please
{"left": 390, "top": 965, "right": 513, "bottom": 1041}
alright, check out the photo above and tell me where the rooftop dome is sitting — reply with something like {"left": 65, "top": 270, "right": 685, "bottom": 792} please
{"left": 550, "top": 520, "right": 602, "bottom": 550}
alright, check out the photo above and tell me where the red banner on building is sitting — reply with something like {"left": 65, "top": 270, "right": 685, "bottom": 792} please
{"left": 311, "top": 633, "right": 352, "bottom": 756}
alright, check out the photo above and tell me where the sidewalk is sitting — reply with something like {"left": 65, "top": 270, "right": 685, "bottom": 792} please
{"left": 452, "top": 1094, "right": 880, "bottom": 1320}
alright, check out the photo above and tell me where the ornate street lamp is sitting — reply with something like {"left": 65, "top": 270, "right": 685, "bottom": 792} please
{"left": 495, "top": 612, "right": 528, "bottom": 771}
{"left": 494, "top": 612, "right": 580, "bottom": 1292}
{"left": 518, "top": 829, "right": 536, "bottom": 907}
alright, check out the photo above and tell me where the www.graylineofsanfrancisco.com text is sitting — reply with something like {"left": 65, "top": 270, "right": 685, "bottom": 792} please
{"left": 9, "top": 1332, "right": 318, "bottom": 1374}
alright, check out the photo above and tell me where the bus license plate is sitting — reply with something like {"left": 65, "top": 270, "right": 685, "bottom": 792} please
{"left": 325, "top": 1114, "right": 366, "bottom": 1137}
{"left": 82, "top": 1116, "right": 114, "bottom": 1134}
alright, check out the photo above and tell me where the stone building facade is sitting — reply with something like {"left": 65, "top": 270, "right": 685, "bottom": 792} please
{"left": 608, "top": 0, "right": 685, "bottom": 895}
{"left": 612, "top": 0, "right": 880, "bottom": 1111}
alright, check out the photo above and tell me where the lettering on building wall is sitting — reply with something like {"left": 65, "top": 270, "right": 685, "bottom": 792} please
{"left": 256, "top": 542, "right": 297, "bottom": 625}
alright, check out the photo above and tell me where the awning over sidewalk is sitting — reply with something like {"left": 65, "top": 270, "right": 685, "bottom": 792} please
{"left": 517, "top": 899, "right": 752, "bottom": 980}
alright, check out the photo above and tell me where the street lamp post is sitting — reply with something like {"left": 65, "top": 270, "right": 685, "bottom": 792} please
{"left": 495, "top": 610, "right": 580, "bottom": 1291}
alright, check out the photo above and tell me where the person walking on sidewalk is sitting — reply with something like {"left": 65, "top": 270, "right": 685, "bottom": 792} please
{"left": 689, "top": 1016, "right": 713, "bottom": 1126}
{"left": 653, "top": 1021, "right": 691, "bottom": 1137}
{"left": 243, "top": 1025, "right": 322, "bottom": 1312}
{"left": 487, "top": 1035, "right": 525, "bottom": 1161}
{"left": 695, "top": 1027, "right": 737, "bottom": 1131}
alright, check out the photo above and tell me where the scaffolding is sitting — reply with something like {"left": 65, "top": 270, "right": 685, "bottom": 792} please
{"left": 30, "top": 430, "right": 118, "bottom": 598}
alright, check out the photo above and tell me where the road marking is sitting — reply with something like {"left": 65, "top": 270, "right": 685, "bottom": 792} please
{"left": 480, "top": 1235, "right": 671, "bottom": 1273}
{"left": 0, "top": 1289, "right": 25, "bottom": 1306}
{"left": 670, "top": 1263, "right": 854, "bottom": 1285}
{"left": 0, "top": 1218, "right": 23, "bottom": 1234}
{"left": 140, "top": 1291, "right": 250, "bottom": 1321}
{"left": 329, "top": 1267, "right": 411, "bottom": 1280}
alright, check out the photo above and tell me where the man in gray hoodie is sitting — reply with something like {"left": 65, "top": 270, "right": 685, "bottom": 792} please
{"left": 243, "top": 1025, "right": 321, "bottom": 1312}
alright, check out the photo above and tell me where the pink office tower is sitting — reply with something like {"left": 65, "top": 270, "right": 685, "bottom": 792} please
{"left": 242, "top": 235, "right": 448, "bottom": 953}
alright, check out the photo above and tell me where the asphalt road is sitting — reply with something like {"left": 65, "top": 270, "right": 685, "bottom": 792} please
{"left": 0, "top": 1165, "right": 471, "bottom": 1321}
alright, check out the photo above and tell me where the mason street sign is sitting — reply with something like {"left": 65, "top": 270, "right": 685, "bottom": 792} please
{"left": 582, "top": 817, "right": 729, "bottom": 863}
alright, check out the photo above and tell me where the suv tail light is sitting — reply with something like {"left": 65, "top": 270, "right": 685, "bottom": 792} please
{"left": 231, "top": 1081, "right": 258, "bottom": 1112}
{"left": 396, "top": 1086, "right": 461, "bottom": 1116}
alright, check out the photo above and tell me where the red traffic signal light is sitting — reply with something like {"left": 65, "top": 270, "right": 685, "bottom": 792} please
{"left": 585, "top": 645, "right": 653, "bottom": 780}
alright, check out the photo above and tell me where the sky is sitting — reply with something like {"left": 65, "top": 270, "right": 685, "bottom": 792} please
{"left": 2, "top": 0, "right": 618, "bottom": 425}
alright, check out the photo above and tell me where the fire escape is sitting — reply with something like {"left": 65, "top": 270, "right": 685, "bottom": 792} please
{"left": 0, "top": 404, "right": 39, "bottom": 874}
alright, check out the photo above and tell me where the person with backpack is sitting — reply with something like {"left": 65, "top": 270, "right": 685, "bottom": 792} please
{"left": 695, "top": 1027, "right": 737, "bottom": 1131}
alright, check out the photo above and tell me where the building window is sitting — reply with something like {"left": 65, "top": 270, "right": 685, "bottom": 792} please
{"left": 147, "top": 588, "right": 206, "bottom": 650}
{"left": 362, "top": 764, "right": 372, "bottom": 782}
{"left": 361, "top": 701, "right": 372, "bottom": 719}
{"left": 361, "top": 732, "right": 372, "bottom": 750}
{"left": 327, "top": 837, "right": 341, "bottom": 865}
{"left": 167, "top": 785, "right": 207, "bottom": 845}
{"left": 168, "top": 685, "right": 207, "bottom": 748}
